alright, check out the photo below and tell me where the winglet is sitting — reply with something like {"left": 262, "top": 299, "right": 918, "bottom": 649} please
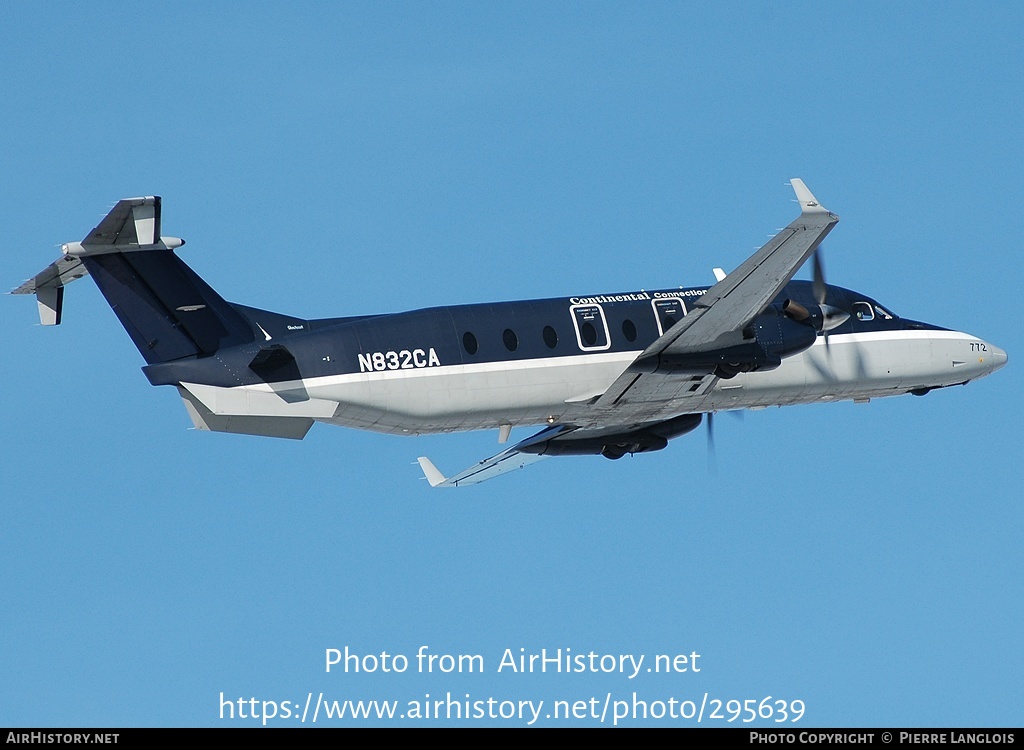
{"left": 36, "top": 285, "right": 64, "bottom": 325}
{"left": 790, "top": 179, "right": 829, "bottom": 214}
{"left": 417, "top": 457, "right": 448, "bottom": 487}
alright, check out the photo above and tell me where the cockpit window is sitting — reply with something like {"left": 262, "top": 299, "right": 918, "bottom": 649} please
{"left": 874, "top": 305, "right": 894, "bottom": 320}
{"left": 853, "top": 302, "right": 874, "bottom": 321}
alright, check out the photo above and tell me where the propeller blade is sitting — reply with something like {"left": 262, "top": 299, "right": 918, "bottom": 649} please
{"left": 812, "top": 247, "right": 827, "bottom": 306}
{"left": 706, "top": 412, "right": 717, "bottom": 475}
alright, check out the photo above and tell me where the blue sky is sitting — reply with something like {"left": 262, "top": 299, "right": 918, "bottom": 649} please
{"left": 2, "top": 2, "right": 1020, "bottom": 727}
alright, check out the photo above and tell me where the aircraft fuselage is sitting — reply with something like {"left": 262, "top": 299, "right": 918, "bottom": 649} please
{"left": 142, "top": 280, "right": 1006, "bottom": 436}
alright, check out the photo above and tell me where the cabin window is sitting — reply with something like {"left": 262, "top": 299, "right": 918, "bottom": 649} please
{"left": 462, "top": 331, "right": 478, "bottom": 355}
{"left": 569, "top": 304, "right": 610, "bottom": 351}
{"left": 853, "top": 302, "right": 874, "bottom": 321}
{"left": 542, "top": 325, "right": 558, "bottom": 349}
{"left": 582, "top": 322, "right": 597, "bottom": 345}
{"left": 622, "top": 319, "right": 637, "bottom": 342}
{"left": 503, "top": 328, "right": 519, "bottom": 352}
{"left": 874, "top": 305, "right": 894, "bottom": 320}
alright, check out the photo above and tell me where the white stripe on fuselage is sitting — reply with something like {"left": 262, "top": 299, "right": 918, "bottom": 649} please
{"left": 198, "top": 329, "right": 997, "bottom": 435}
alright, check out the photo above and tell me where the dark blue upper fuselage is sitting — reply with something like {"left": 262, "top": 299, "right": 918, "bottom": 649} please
{"left": 142, "top": 280, "right": 944, "bottom": 389}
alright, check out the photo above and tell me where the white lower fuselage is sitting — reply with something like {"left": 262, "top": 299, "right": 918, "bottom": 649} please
{"left": 243, "top": 329, "right": 1005, "bottom": 436}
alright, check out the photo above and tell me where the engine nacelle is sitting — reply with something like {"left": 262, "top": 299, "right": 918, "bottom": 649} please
{"left": 783, "top": 298, "right": 849, "bottom": 333}
{"left": 771, "top": 307, "right": 819, "bottom": 358}
{"left": 520, "top": 413, "right": 703, "bottom": 459}
{"left": 631, "top": 307, "right": 817, "bottom": 379}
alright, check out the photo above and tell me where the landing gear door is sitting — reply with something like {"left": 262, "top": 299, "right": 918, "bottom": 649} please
{"left": 570, "top": 304, "right": 611, "bottom": 351}
{"left": 652, "top": 297, "right": 687, "bottom": 336}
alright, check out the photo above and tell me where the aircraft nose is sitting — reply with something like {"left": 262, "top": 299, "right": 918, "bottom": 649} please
{"left": 987, "top": 343, "right": 1008, "bottom": 373}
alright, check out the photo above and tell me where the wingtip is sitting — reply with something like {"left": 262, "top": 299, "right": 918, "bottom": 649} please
{"left": 416, "top": 456, "right": 448, "bottom": 487}
{"left": 789, "top": 178, "right": 829, "bottom": 214}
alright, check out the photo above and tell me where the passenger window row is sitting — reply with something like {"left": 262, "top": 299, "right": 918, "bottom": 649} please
{"left": 461, "top": 318, "right": 644, "bottom": 355}
{"left": 460, "top": 295, "right": 876, "bottom": 358}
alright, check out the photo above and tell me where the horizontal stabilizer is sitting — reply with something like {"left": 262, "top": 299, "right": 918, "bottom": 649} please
{"left": 12, "top": 254, "right": 88, "bottom": 296}
{"left": 13, "top": 196, "right": 191, "bottom": 333}
{"left": 11, "top": 255, "right": 90, "bottom": 325}
{"left": 84, "top": 196, "right": 162, "bottom": 248}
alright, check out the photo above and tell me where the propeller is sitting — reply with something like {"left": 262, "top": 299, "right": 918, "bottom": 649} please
{"left": 705, "top": 410, "right": 741, "bottom": 475}
{"left": 810, "top": 246, "right": 849, "bottom": 347}
{"left": 812, "top": 247, "right": 827, "bottom": 307}
{"left": 812, "top": 247, "right": 830, "bottom": 349}
{"left": 706, "top": 412, "right": 716, "bottom": 475}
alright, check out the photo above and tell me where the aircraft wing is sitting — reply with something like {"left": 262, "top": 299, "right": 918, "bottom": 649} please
{"left": 417, "top": 425, "right": 569, "bottom": 487}
{"left": 419, "top": 180, "right": 838, "bottom": 487}
{"left": 596, "top": 178, "right": 838, "bottom": 407}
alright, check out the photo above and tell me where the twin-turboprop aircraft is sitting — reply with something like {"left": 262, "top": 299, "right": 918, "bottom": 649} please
{"left": 15, "top": 181, "right": 1006, "bottom": 486}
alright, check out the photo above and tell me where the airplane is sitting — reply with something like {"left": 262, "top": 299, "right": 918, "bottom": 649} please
{"left": 13, "top": 180, "right": 1007, "bottom": 486}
